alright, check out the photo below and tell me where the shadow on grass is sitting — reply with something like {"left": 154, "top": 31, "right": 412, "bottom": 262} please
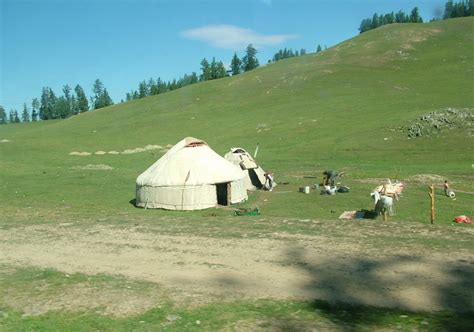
{"left": 285, "top": 247, "right": 474, "bottom": 330}
{"left": 359, "top": 209, "right": 378, "bottom": 219}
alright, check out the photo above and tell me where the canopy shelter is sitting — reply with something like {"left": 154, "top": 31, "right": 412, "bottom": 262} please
{"left": 136, "top": 137, "right": 247, "bottom": 210}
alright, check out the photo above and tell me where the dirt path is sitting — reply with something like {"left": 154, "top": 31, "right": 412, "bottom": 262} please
{"left": 1, "top": 223, "right": 473, "bottom": 314}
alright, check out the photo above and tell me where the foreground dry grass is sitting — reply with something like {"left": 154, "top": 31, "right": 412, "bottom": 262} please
{"left": 1, "top": 217, "right": 473, "bottom": 317}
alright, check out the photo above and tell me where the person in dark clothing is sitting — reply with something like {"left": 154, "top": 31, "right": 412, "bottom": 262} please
{"left": 322, "top": 170, "right": 344, "bottom": 186}
{"left": 264, "top": 172, "right": 274, "bottom": 191}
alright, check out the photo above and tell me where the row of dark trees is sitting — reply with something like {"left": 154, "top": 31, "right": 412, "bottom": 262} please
{"left": 0, "top": 79, "right": 113, "bottom": 124}
{"left": 359, "top": 1, "right": 473, "bottom": 34}
{"left": 359, "top": 7, "right": 423, "bottom": 33}
{"left": 443, "top": 0, "right": 473, "bottom": 19}
{"left": 126, "top": 44, "right": 261, "bottom": 101}
{"left": 125, "top": 74, "right": 199, "bottom": 101}
{"left": 38, "top": 79, "right": 112, "bottom": 120}
{"left": 0, "top": 106, "right": 23, "bottom": 124}
{"left": 271, "top": 48, "right": 307, "bottom": 62}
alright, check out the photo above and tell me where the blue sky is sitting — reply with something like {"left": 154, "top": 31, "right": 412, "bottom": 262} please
{"left": 0, "top": 0, "right": 446, "bottom": 113}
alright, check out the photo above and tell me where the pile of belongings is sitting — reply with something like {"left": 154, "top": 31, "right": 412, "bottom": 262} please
{"left": 373, "top": 179, "right": 405, "bottom": 197}
{"left": 320, "top": 185, "right": 350, "bottom": 195}
{"left": 453, "top": 215, "right": 472, "bottom": 224}
{"left": 234, "top": 206, "right": 260, "bottom": 216}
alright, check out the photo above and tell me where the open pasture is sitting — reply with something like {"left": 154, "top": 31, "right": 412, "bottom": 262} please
{"left": 1, "top": 18, "right": 473, "bottom": 330}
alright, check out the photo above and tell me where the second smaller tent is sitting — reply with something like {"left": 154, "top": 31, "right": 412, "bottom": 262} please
{"left": 224, "top": 147, "right": 267, "bottom": 190}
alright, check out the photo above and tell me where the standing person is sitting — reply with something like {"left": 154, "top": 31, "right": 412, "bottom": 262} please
{"left": 322, "top": 170, "right": 336, "bottom": 186}
{"left": 322, "top": 170, "right": 344, "bottom": 186}
{"left": 443, "top": 180, "right": 449, "bottom": 196}
{"left": 264, "top": 172, "right": 274, "bottom": 191}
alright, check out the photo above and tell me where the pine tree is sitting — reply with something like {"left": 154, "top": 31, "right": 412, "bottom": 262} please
{"left": 21, "top": 103, "right": 30, "bottom": 122}
{"left": 39, "top": 87, "right": 57, "bottom": 120}
{"left": 149, "top": 78, "right": 159, "bottom": 95}
{"left": 230, "top": 52, "right": 241, "bottom": 75}
{"left": 200, "top": 58, "right": 211, "bottom": 81}
{"left": 0, "top": 106, "right": 7, "bottom": 124}
{"left": 71, "top": 94, "right": 77, "bottom": 115}
{"left": 102, "top": 88, "right": 113, "bottom": 107}
{"left": 359, "top": 18, "right": 371, "bottom": 33}
{"left": 189, "top": 72, "right": 199, "bottom": 84}
{"left": 138, "top": 80, "right": 149, "bottom": 98}
{"left": 316, "top": 44, "right": 322, "bottom": 53}
{"left": 241, "top": 44, "right": 259, "bottom": 72}
{"left": 10, "top": 109, "right": 20, "bottom": 123}
{"left": 74, "top": 84, "right": 89, "bottom": 113}
{"left": 395, "top": 10, "right": 407, "bottom": 23}
{"left": 92, "top": 79, "right": 113, "bottom": 109}
{"left": 157, "top": 77, "right": 167, "bottom": 94}
{"left": 410, "top": 7, "right": 423, "bottom": 23}
{"left": 59, "top": 85, "right": 73, "bottom": 118}
{"left": 444, "top": 0, "right": 455, "bottom": 18}
{"left": 55, "top": 96, "right": 70, "bottom": 119}
{"left": 371, "top": 13, "right": 380, "bottom": 28}
{"left": 216, "top": 61, "right": 227, "bottom": 78}
{"left": 210, "top": 57, "right": 218, "bottom": 79}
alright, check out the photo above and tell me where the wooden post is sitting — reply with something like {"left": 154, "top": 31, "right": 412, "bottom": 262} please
{"left": 428, "top": 185, "right": 435, "bottom": 224}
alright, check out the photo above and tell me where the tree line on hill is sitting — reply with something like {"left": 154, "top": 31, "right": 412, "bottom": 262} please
{"left": 126, "top": 43, "right": 322, "bottom": 102}
{"left": 0, "top": 79, "right": 113, "bottom": 124}
{"left": 359, "top": 0, "right": 473, "bottom": 34}
{"left": 442, "top": 0, "right": 473, "bottom": 19}
{"left": 359, "top": 7, "right": 423, "bottom": 33}
{"left": 270, "top": 48, "right": 307, "bottom": 63}
{"left": 125, "top": 44, "right": 261, "bottom": 101}
{"left": 269, "top": 44, "right": 329, "bottom": 63}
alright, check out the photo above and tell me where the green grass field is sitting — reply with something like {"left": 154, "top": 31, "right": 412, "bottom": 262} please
{"left": 1, "top": 18, "right": 473, "bottom": 330}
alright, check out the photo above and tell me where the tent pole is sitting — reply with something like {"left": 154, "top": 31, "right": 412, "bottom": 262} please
{"left": 253, "top": 143, "right": 259, "bottom": 159}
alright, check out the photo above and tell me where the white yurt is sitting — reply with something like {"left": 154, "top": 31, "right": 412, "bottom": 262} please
{"left": 224, "top": 147, "right": 267, "bottom": 191}
{"left": 136, "top": 137, "right": 248, "bottom": 210}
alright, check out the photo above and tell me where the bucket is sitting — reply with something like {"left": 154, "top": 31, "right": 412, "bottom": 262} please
{"left": 299, "top": 186, "right": 310, "bottom": 194}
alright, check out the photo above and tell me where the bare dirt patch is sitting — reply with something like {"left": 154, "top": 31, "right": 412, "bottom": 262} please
{"left": 407, "top": 174, "right": 446, "bottom": 185}
{"left": 1, "top": 222, "right": 473, "bottom": 317}
{"left": 353, "top": 178, "right": 392, "bottom": 185}
{"left": 71, "top": 164, "right": 114, "bottom": 171}
{"left": 69, "top": 144, "right": 165, "bottom": 156}
{"left": 69, "top": 151, "right": 91, "bottom": 156}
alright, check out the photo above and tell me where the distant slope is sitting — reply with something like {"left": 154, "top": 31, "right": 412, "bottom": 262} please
{"left": 3, "top": 18, "right": 473, "bottom": 150}
{"left": 0, "top": 18, "right": 473, "bottom": 218}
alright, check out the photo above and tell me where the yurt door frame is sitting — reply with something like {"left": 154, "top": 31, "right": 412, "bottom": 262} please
{"left": 216, "top": 182, "right": 231, "bottom": 206}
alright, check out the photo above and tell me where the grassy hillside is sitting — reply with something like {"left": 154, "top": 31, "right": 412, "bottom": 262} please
{"left": 0, "top": 17, "right": 473, "bottom": 223}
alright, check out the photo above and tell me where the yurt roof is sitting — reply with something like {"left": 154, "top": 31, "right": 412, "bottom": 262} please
{"left": 137, "top": 137, "right": 244, "bottom": 187}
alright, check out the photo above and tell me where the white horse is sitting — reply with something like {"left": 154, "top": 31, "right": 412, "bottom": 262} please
{"left": 371, "top": 191, "right": 395, "bottom": 217}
